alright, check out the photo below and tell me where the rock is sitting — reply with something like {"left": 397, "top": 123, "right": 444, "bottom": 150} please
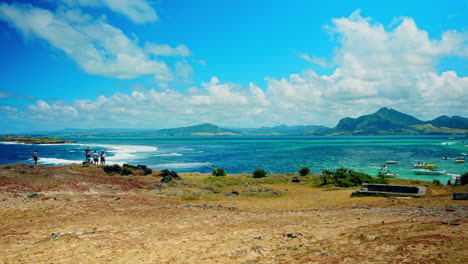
{"left": 202, "top": 184, "right": 220, "bottom": 193}
{"left": 250, "top": 246, "right": 264, "bottom": 255}
{"left": 160, "top": 169, "right": 181, "bottom": 183}
{"left": 114, "top": 197, "right": 121, "bottom": 200}
{"left": 283, "top": 232, "right": 303, "bottom": 238}
{"left": 292, "top": 176, "right": 301, "bottom": 183}
{"left": 18, "top": 191, "right": 38, "bottom": 198}
{"left": 258, "top": 186, "right": 272, "bottom": 192}
{"left": 231, "top": 190, "right": 239, "bottom": 195}
{"left": 453, "top": 193, "right": 468, "bottom": 200}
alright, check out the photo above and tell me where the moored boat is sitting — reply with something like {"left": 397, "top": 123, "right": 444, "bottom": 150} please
{"left": 414, "top": 162, "right": 426, "bottom": 168}
{"left": 386, "top": 160, "right": 399, "bottom": 164}
{"left": 455, "top": 157, "right": 465, "bottom": 163}
{"left": 412, "top": 169, "right": 447, "bottom": 175}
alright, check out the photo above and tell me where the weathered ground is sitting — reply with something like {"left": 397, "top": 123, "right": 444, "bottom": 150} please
{"left": 0, "top": 163, "right": 467, "bottom": 264}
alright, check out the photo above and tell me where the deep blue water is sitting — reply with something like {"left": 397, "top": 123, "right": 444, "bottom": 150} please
{"left": 1, "top": 136, "right": 466, "bottom": 182}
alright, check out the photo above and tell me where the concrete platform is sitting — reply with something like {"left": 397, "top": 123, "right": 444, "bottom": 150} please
{"left": 453, "top": 193, "right": 468, "bottom": 200}
{"left": 351, "top": 183, "right": 426, "bottom": 197}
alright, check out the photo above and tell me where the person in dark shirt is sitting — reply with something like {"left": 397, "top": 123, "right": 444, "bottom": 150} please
{"left": 33, "top": 150, "right": 38, "bottom": 166}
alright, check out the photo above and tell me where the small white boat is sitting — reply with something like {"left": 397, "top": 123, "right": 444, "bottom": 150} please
{"left": 442, "top": 156, "right": 449, "bottom": 160}
{"left": 383, "top": 172, "right": 398, "bottom": 177}
{"left": 386, "top": 160, "right": 399, "bottom": 164}
{"left": 379, "top": 164, "right": 388, "bottom": 170}
{"left": 377, "top": 171, "right": 398, "bottom": 178}
{"left": 455, "top": 157, "right": 465, "bottom": 163}
{"left": 412, "top": 169, "right": 447, "bottom": 175}
{"left": 414, "top": 162, "right": 426, "bottom": 168}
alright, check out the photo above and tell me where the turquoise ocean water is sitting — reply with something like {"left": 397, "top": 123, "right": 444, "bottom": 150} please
{"left": 1, "top": 136, "right": 466, "bottom": 183}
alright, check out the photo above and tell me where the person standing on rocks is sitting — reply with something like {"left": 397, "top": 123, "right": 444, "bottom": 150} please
{"left": 33, "top": 150, "right": 38, "bottom": 166}
{"left": 85, "top": 147, "right": 91, "bottom": 164}
{"left": 100, "top": 151, "right": 106, "bottom": 165}
{"left": 93, "top": 150, "right": 99, "bottom": 165}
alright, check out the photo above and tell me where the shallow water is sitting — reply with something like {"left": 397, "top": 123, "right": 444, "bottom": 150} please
{"left": 1, "top": 135, "right": 466, "bottom": 183}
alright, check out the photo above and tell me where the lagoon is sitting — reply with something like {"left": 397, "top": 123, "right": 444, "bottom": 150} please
{"left": 1, "top": 135, "right": 466, "bottom": 183}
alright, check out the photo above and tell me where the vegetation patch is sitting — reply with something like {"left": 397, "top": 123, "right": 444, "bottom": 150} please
{"left": 212, "top": 166, "right": 227, "bottom": 177}
{"left": 252, "top": 169, "right": 267, "bottom": 178}
{"left": 320, "top": 167, "right": 388, "bottom": 187}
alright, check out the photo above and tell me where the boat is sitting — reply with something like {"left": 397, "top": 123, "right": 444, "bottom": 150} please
{"left": 383, "top": 172, "right": 398, "bottom": 177}
{"left": 442, "top": 156, "right": 449, "bottom": 160}
{"left": 455, "top": 157, "right": 465, "bottom": 163}
{"left": 386, "top": 160, "right": 399, "bottom": 164}
{"left": 449, "top": 137, "right": 456, "bottom": 140}
{"left": 377, "top": 171, "right": 398, "bottom": 178}
{"left": 414, "top": 162, "right": 426, "bottom": 168}
{"left": 379, "top": 164, "right": 388, "bottom": 170}
{"left": 412, "top": 169, "right": 447, "bottom": 175}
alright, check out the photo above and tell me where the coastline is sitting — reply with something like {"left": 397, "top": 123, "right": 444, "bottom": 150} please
{"left": 0, "top": 136, "right": 77, "bottom": 144}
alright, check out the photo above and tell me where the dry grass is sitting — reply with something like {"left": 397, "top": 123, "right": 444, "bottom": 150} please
{"left": 0, "top": 163, "right": 467, "bottom": 263}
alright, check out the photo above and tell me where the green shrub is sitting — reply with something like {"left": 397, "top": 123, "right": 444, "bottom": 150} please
{"left": 432, "top": 179, "right": 442, "bottom": 186}
{"left": 212, "top": 166, "right": 227, "bottom": 176}
{"left": 320, "top": 167, "right": 382, "bottom": 187}
{"left": 252, "top": 169, "right": 267, "bottom": 178}
{"left": 297, "top": 167, "right": 310, "bottom": 176}
{"left": 461, "top": 172, "right": 468, "bottom": 185}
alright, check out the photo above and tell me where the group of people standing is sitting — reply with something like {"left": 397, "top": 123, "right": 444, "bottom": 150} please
{"left": 447, "top": 177, "right": 461, "bottom": 186}
{"left": 32, "top": 147, "right": 106, "bottom": 167}
{"left": 85, "top": 147, "right": 106, "bottom": 165}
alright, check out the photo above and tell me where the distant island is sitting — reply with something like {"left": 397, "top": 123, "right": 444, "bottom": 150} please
{"left": 0, "top": 136, "right": 76, "bottom": 144}
{"left": 142, "top": 107, "right": 467, "bottom": 136}
{"left": 7, "top": 108, "right": 468, "bottom": 137}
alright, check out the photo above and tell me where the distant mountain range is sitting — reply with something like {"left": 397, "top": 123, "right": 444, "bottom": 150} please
{"left": 5, "top": 108, "right": 467, "bottom": 137}
{"left": 323, "top": 107, "right": 468, "bottom": 136}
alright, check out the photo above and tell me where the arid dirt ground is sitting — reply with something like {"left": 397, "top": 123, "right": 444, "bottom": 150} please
{"left": 0, "top": 163, "right": 467, "bottom": 264}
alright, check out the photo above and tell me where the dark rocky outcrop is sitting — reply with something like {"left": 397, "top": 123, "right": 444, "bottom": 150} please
{"left": 159, "top": 169, "right": 181, "bottom": 183}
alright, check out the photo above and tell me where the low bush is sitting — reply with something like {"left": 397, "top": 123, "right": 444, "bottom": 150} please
{"left": 297, "top": 167, "right": 310, "bottom": 176}
{"left": 212, "top": 166, "right": 227, "bottom": 177}
{"left": 252, "top": 169, "right": 267, "bottom": 178}
{"left": 320, "top": 167, "right": 385, "bottom": 187}
{"left": 432, "top": 179, "right": 442, "bottom": 186}
{"left": 461, "top": 172, "right": 468, "bottom": 185}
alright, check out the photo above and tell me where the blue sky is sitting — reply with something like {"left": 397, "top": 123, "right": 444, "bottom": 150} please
{"left": 0, "top": 0, "right": 467, "bottom": 132}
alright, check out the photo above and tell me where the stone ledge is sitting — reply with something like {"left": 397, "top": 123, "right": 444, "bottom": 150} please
{"left": 453, "top": 193, "right": 468, "bottom": 200}
{"left": 351, "top": 183, "right": 426, "bottom": 197}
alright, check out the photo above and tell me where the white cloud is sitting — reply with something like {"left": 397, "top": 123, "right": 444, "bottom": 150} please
{"left": 264, "top": 10, "right": 468, "bottom": 123}
{"left": 0, "top": 2, "right": 180, "bottom": 79}
{"left": 145, "top": 43, "right": 191, "bottom": 57}
{"left": 175, "top": 61, "right": 194, "bottom": 80}
{"left": 2, "top": 10, "right": 467, "bottom": 129}
{"left": 297, "top": 53, "right": 329, "bottom": 68}
{"left": 59, "top": 0, "right": 157, "bottom": 23}
{"left": 0, "top": 106, "right": 18, "bottom": 114}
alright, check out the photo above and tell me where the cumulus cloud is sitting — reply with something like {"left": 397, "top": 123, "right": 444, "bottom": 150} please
{"left": 0, "top": 2, "right": 190, "bottom": 80}
{"left": 297, "top": 53, "right": 329, "bottom": 68}
{"left": 58, "top": 0, "right": 158, "bottom": 23}
{"left": 3, "top": 10, "right": 468, "bottom": 129}
{"left": 265, "top": 10, "right": 468, "bottom": 123}
{"left": 145, "top": 43, "right": 192, "bottom": 57}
